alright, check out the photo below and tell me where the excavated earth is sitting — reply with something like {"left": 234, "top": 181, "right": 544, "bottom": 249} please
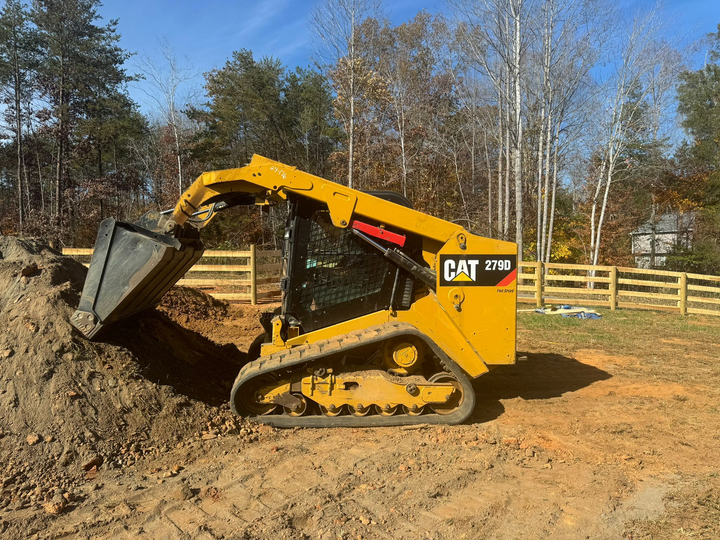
{"left": 1, "top": 236, "right": 719, "bottom": 539}
{"left": 0, "top": 237, "right": 260, "bottom": 537}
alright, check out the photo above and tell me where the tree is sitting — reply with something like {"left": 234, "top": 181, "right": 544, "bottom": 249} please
{"left": 449, "top": 0, "right": 528, "bottom": 259}
{"left": 311, "top": 0, "right": 381, "bottom": 189}
{"left": 374, "top": 12, "right": 440, "bottom": 197}
{"left": 32, "top": 0, "right": 133, "bottom": 222}
{"left": 137, "top": 38, "right": 195, "bottom": 197}
{"left": 588, "top": 5, "right": 672, "bottom": 268}
{"left": 189, "top": 50, "right": 338, "bottom": 176}
{"left": 533, "top": 0, "right": 600, "bottom": 264}
{"left": 677, "top": 25, "right": 720, "bottom": 181}
{"left": 671, "top": 24, "right": 720, "bottom": 273}
{"left": 0, "top": 0, "right": 37, "bottom": 231}
{"left": 285, "top": 67, "right": 340, "bottom": 176}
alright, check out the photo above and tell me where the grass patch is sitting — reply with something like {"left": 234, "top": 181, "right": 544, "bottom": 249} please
{"left": 518, "top": 309, "right": 720, "bottom": 356}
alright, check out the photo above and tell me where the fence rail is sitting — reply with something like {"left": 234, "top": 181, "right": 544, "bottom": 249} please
{"left": 63, "top": 245, "right": 282, "bottom": 305}
{"left": 63, "top": 247, "right": 720, "bottom": 316}
{"left": 519, "top": 261, "right": 720, "bottom": 316}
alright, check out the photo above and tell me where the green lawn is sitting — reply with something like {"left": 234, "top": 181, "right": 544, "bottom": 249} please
{"left": 518, "top": 308, "right": 720, "bottom": 357}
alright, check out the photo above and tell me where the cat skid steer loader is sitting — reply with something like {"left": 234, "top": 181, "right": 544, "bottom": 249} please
{"left": 71, "top": 155, "right": 518, "bottom": 427}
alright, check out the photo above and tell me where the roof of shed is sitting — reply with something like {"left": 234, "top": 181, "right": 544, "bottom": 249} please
{"left": 631, "top": 213, "right": 695, "bottom": 235}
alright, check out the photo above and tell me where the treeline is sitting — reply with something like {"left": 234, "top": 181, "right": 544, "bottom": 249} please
{"left": 0, "top": 0, "right": 718, "bottom": 272}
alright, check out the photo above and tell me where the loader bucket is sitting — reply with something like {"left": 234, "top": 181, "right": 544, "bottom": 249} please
{"left": 71, "top": 217, "right": 204, "bottom": 340}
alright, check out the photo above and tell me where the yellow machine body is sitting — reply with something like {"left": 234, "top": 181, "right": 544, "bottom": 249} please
{"left": 73, "top": 154, "right": 518, "bottom": 427}
{"left": 169, "top": 155, "right": 518, "bottom": 376}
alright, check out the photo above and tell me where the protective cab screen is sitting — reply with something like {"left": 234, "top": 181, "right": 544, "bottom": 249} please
{"left": 439, "top": 254, "right": 517, "bottom": 287}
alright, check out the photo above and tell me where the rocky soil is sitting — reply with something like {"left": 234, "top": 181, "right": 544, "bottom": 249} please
{"left": 1, "top": 236, "right": 719, "bottom": 539}
{"left": 0, "top": 237, "right": 260, "bottom": 535}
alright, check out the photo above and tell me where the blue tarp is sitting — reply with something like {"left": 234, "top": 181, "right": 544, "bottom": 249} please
{"left": 534, "top": 305, "right": 602, "bottom": 319}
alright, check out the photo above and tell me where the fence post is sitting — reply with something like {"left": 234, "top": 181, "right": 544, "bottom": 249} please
{"left": 250, "top": 244, "right": 257, "bottom": 306}
{"left": 609, "top": 266, "right": 618, "bottom": 311}
{"left": 535, "top": 262, "right": 543, "bottom": 308}
{"left": 679, "top": 272, "right": 687, "bottom": 316}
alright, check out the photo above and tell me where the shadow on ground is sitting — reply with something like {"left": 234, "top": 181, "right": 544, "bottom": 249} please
{"left": 468, "top": 352, "right": 612, "bottom": 424}
{"left": 103, "top": 311, "right": 247, "bottom": 406}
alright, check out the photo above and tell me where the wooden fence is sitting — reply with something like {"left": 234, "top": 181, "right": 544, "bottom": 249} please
{"left": 518, "top": 261, "right": 720, "bottom": 316}
{"left": 63, "top": 247, "right": 720, "bottom": 316}
{"left": 63, "top": 246, "right": 282, "bottom": 305}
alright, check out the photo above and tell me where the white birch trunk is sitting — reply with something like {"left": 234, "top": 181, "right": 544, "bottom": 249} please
{"left": 512, "top": 0, "right": 523, "bottom": 262}
{"left": 535, "top": 106, "right": 545, "bottom": 261}
{"left": 544, "top": 122, "right": 560, "bottom": 263}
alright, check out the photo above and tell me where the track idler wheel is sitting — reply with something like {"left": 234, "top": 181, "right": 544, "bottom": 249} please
{"left": 402, "top": 404, "right": 424, "bottom": 416}
{"left": 320, "top": 404, "right": 343, "bottom": 417}
{"left": 428, "top": 373, "right": 462, "bottom": 415}
{"left": 349, "top": 405, "right": 371, "bottom": 417}
{"left": 238, "top": 375, "right": 278, "bottom": 416}
{"left": 283, "top": 395, "right": 308, "bottom": 417}
{"left": 376, "top": 404, "right": 398, "bottom": 416}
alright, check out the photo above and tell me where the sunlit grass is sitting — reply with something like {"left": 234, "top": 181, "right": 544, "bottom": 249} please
{"left": 518, "top": 308, "right": 720, "bottom": 355}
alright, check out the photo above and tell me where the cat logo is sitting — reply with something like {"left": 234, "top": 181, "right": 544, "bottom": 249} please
{"left": 439, "top": 255, "right": 517, "bottom": 287}
{"left": 443, "top": 259, "right": 479, "bottom": 282}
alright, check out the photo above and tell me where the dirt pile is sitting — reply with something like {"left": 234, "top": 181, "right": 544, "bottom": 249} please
{"left": 156, "top": 286, "right": 233, "bottom": 342}
{"left": 0, "top": 237, "right": 254, "bottom": 513}
{"left": 158, "top": 287, "right": 274, "bottom": 350}
{"left": 157, "top": 286, "right": 229, "bottom": 327}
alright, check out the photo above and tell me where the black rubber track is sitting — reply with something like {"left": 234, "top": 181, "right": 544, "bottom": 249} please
{"left": 229, "top": 322, "right": 476, "bottom": 428}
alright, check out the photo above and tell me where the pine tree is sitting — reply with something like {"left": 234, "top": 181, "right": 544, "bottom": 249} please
{"left": 677, "top": 25, "right": 720, "bottom": 183}
{"left": 32, "top": 0, "right": 132, "bottom": 221}
{"left": 0, "top": 0, "right": 37, "bottom": 231}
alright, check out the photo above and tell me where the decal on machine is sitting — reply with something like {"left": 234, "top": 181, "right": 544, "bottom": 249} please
{"left": 439, "top": 254, "right": 517, "bottom": 287}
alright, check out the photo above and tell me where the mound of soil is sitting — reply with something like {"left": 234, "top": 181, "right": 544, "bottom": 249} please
{"left": 0, "top": 237, "right": 255, "bottom": 512}
{"left": 156, "top": 286, "right": 233, "bottom": 342}
{"left": 157, "top": 287, "right": 274, "bottom": 350}
{"left": 157, "top": 286, "right": 229, "bottom": 326}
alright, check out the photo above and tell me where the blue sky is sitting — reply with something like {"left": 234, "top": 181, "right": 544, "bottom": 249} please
{"left": 97, "top": 0, "right": 720, "bottom": 113}
{"left": 98, "top": 0, "right": 429, "bottom": 111}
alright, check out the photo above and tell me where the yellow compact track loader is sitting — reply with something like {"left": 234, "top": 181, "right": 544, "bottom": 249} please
{"left": 72, "top": 155, "right": 518, "bottom": 427}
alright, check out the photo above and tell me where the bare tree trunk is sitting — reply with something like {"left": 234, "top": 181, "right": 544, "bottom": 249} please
{"left": 37, "top": 149, "right": 44, "bottom": 213}
{"left": 649, "top": 194, "right": 657, "bottom": 268}
{"left": 512, "top": 0, "right": 523, "bottom": 262}
{"left": 592, "top": 143, "right": 616, "bottom": 267}
{"left": 171, "top": 119, "right": 183, "bottom": 196}
{"left": 539, "top": 0, "right": 553, "bottom": 262}
{"left": 593, "top": 153, "right": 615, "bottom": 266}
{"left": 540, "top": 107, "right": 552, "bottom": 259}
{"left": 398, "top": 106, "right": 407, "bottom": 196}
{"left": 348, "top": 61, "right": 355, "bottom": 188}
{"left": 545, "top": 122, "right": 560, "bottom": 263}
{"left": 497, "top": 98, "right": 503, "bottom": 236}
{"left": 56, "top": 69, "right": 63, "bottom": 221}
{"left": 589, "top": 156, "right": 607, "bottom": 265}
{"left": 15, "top": 63, "right": 23, "bottom": 230}
{"left": 535, "top": 106, "right": 545, "bottom": 261}
{"left": 347, "top": 8, "right": 356, "bottom": 189}
{"left": 470, "top": 124, "right": 476, "bottom": 198}
{"left": 452, "top": 142, "right": 471, "bottom": 221}
{"left": 31, "top": 119, "right": 44, "bottom": 213}
{"left": 504, "top": 63, "right": 511, "bottom": 241}
{"left": 483, "top": 128, "right": 493, "bottom": 236}
{"left": 22, "top": 139, "right": 30, "bottom": 214}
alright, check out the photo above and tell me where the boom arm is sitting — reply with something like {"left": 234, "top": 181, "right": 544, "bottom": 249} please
{"left": 169, "top": 155, "right": 463, "bottom": 264}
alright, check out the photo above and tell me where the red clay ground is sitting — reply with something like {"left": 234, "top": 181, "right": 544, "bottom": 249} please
{"left": 2, "top": 242, "right": 719, "bottom": 539}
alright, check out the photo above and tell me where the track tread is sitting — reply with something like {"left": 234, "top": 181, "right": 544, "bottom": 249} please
{"left": 230, "top": 322, "right": 476, "bottom": 428}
